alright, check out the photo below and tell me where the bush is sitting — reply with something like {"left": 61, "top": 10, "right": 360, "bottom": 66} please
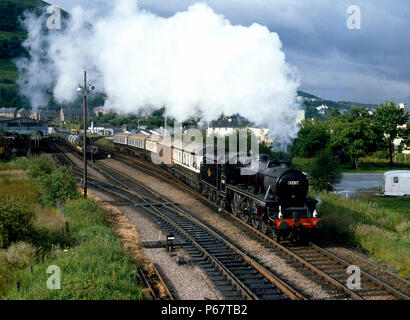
{"left": 0, "top": 196, "right": 34, "bottom": 248}
{"left": 38, "top": 166, "right": 79, "bottom": 207}
{"left": 309, "top": 149, "right": 342, "bottom": 191}
{"left": 6, "top": 242, "right": 36, "bottom": 268}
{"left": 26, "top": 155, "right": 56, "bottom": 182}
{"left": 26, "top": 155, "right": 79, "bottom": 207}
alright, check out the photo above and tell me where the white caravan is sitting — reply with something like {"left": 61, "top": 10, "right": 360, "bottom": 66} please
{"left": 382, "top": 171, "right": 410, "bottom": 196}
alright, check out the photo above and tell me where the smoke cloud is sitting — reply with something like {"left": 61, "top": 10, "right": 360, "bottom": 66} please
{"left": 17, "top": 0, "right": 301, "bottom": 143}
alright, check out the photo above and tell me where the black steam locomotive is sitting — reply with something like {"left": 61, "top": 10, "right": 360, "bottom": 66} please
{"left": 113, "top": 133, "right": 323, "bottom": 242}
{"left": 200, "top": 152, "right": 323, "bottom": 242}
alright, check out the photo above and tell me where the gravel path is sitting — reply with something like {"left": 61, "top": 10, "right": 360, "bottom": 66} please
{"left": 90, "top": 188, "right": 225, "bottom": 300}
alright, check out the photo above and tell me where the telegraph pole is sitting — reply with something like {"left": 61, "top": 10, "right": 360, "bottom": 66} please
{"left": 83, "top": 70, "right": 88, "bottom": 199}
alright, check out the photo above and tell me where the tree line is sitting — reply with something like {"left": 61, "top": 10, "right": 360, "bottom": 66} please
{"left": 294, "top": 101, "right": 410, "bottom": 169}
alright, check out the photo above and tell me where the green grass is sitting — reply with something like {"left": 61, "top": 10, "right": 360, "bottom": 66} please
{"left": 95, "top": 137, "right": 114, "bottom": 148}
{"left": 317, "top": 192, "right": 410, "bottom": 279}
{"left": 0, "top": 31, "right": 27, "bottom": 41}
{"left": 3, "top": 199, "right": 144, "bottom": 300}
{"left": 0, "top": 157, "right": 144, "bottom": 299}
{"left": 0, "top": 158, "right": 28, "bottom": 171}
{"left": 293, "top": 155, "right": 410, "bottom": 173}
{"left": 0, "top": 59, "right": 18, "bottom": 87}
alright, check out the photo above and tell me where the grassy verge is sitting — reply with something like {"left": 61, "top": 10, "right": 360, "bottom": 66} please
{"left": 293, "top": 156, "right": 410, "bottom": 173}
{"left": 2, "top": 200, "right": 144, "bottom": 299}
{"left": 317, "top": 192, "right": 410, "bottom": 279}
{"left": 95, "top": 137, "right": 114, "bottom": 149}
{"left": 0, "top": 156, "right": 144, "bottom": 299}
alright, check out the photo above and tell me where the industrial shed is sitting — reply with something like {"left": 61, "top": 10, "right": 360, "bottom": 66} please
{"left": 0, "top": 117, "right": 48, "bottom": 136}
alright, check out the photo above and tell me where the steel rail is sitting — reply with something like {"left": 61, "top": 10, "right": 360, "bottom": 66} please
{"left": 93, "top": 161, "right": 302, "bottom": 300}
{"left": 53, "top": 141, "right": 409, "bottom": 300}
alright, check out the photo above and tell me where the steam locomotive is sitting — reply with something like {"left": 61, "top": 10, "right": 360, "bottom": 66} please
{"left": 113, "top": 133, "right": 323, "bottom": 242}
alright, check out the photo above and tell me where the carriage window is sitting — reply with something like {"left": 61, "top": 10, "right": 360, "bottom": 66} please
{"left": 393, "top": 176, "right": 399, "bottom": 183}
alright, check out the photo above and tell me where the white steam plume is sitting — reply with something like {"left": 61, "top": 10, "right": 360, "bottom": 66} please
{"left": 17, "top": 1, "right": 301, "bottom": 143}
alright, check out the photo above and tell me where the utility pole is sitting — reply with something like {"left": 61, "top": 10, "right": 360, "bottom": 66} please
{"left": 83, "top": 70, "right": 88, "bottom": 199}
{"left": 77, "top": 70, "right": 95, "bottom": 199}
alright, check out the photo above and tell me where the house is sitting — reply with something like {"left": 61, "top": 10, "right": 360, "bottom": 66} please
{"left": 16, "top": 108, "right": 30, "bottom": 118}
{"left": 207, "top": 119, "right": 238, "bottom": 136}
{"left": 316, "top": 104, "right": 328, "bottom": 115}
{"left": 296, "top": 109, "right": 305, "bottom": 125}
{"left": 93, "top": 106, "right": 108, "bottom": 117}
{"left": 60, "top": 108, "right": 83, "bottom": 122}
{"left": 0, "top": 108, "right": 16, "bottom": 118}
{"left": 392, "top": 103, "right": 410, "bottom": 154}
{"left": 31, "top": 110, "right": 59, "bottom": 121}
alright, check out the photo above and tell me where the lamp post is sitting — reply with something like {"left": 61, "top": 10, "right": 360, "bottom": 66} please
{"left": 77, "top": 70, "right": 95, "bottom": 199}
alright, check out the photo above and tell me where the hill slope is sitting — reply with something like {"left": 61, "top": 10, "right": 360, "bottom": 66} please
{"left": 0, "top": 0, "right": 50, "bottom": 108}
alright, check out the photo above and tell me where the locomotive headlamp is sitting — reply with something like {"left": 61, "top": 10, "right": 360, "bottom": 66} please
{"left": 278, "top": 206, "right": 283, "bottom": 219}
{"left": 313, "top": 210, "right": 319, "bottom": 218}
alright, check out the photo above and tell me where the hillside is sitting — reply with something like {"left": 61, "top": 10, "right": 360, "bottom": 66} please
{"left": 0, "top": 0, "right": 49, "bottom": 109}
{"left": 297, "top": 90, "right": 379, "bottom": 120}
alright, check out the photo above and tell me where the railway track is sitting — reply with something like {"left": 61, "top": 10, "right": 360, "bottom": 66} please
{"left": 55, "top": 142, "right": 410, "bottom": 300}
{"left": 53, "top": 142, "right": 306, "bottom": 300}
{"left": 97, "top": 143, "right": 410, "bottom": 299}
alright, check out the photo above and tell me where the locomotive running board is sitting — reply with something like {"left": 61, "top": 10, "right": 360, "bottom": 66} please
{"left": 227, "top": 184, "right": 275, "bottom": 207}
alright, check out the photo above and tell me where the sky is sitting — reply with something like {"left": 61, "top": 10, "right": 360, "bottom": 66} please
{"left": 46, "top": 0, "right": 410, "bottom": 106}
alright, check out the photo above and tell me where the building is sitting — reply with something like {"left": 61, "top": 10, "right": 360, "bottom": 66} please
{"left": 316, "top": 104, "right": 328, "bottom": 115}
{"left": 296, "top": 109, "right": 305, "bottom": 125}
{"left": 393, "top": 103, "right": 410, "bottom": 154}
{"left": 87, "top": 122, "right": 121, "bottom": 136}
{"left": 93, "top": 106, "right": 108, "bottom": 117}
{"left": 16, "top": 108, "right": 30, "bottom": 118}
{"left": 60, "top": 108, "right": 83, "bottom": 122}
{"left": 0, "top": 117, "right": 48, "bottom": 136}
{"left": 0, "top": 108, "right": 16, "bottom": 118}
{"left": 207, "top": 119, "right": 238, "bottom": 136}
{"left": 31, "top": 110, "right": 59, "bottom": 122}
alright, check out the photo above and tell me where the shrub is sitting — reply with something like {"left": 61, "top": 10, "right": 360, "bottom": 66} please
{"left": 0, "top": 196, "right": 34, "bottom": 248}
{"left": 38, "top": 166, "right": 79, "bottom": 207}
{"left": 309, "top": 149, "right": 342, "bottom": 191}
{"left": 26, "top": 155, "right": 55, "bottom": 182}
{"left": 6, "top": 242, "right": 36, "bottom": 268}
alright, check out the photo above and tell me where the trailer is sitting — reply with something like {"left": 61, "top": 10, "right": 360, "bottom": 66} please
{"left": 382, "top": 171, "right": 410, "bottom": 196}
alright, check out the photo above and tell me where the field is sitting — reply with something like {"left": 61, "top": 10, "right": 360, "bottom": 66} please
{"left": 0, "top": 156, "right": 144, "bottom": 299}
{"left": 0, "top": 59, "right": 18, "bottom": 88}
{"left": 317, "top": 192, "right": 410, "bottom": 279}
{"left": 293, "top": 154, "right": 410, "bottom": 173}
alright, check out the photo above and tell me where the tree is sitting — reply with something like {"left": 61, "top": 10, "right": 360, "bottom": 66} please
{"left": 294, "top": 119, "right": 330, "bottom": 158}
{"left": 309, "top": 149, "right": 342, "bottom": 191}
{"left": 330, "top": 115, "right": 379, "bottom": 169}
{"left": 374, "top": 101, "right": 410, "bottom": 165}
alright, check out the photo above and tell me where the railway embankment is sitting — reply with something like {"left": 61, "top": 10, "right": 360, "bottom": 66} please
{"left": 0, "top": 155, "right": 144, "bottom": 299}
{"left": 317, "top": 192, "right": 410, "bottom": 280}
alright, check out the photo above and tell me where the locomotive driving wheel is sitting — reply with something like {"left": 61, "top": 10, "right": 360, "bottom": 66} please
{"left": 231, "top": 193, "right": 241, "bottom": 216}
{"left": 260, "top": 222, "right": 270, "bottom": 235}
{"left": 250, "top": 201, "right": 260, "bottom": 229}
{"left": 272, "top": 229, "right": 280, "bottom": 242}
{"left": 240, "top": 213, "right": 250, "bottom": 223}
